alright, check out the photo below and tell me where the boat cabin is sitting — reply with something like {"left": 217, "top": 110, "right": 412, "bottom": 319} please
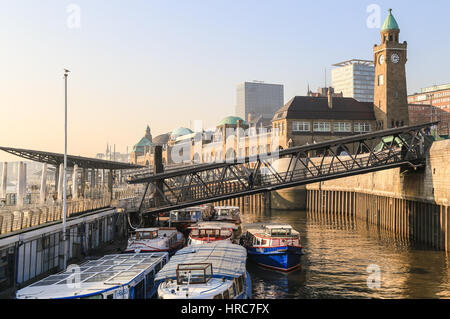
{"left": 169, "top": 207, "right": 205, "bottom": 224}
{"left": 176, "top": 263, "right": 213, "bottom": 285}
{"left": 210, "top": 206, "right": 241, "bottom": 223}
{"left": 264, "top": 225, "right": 294, "bottom": 237}
{"left": 134, "top": 228, "right": 159, "bottom": 240}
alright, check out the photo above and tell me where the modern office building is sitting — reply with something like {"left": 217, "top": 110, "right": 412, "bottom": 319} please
{"left": 236, "top": 81, "right": 284, "bottom": 125}
{"left": 331, "top": 59, "right": 375, "bottom": 103}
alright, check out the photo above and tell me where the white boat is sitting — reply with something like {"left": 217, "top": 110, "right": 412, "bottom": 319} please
{"left": 15, "top": 252, "right": 168, "bottom": 299}
{"left": 125, "top": 227, "right": 185, "bottom": 256}
{"left": 187, "top": 221, "right": 238, "bottom": 245}
{"left": 155, "top": 241, "right": 251, "bottom": 299}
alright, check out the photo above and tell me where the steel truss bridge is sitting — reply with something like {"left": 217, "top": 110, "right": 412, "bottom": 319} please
{"left": 127, "top": 122, "right": 437, "bottom": 215}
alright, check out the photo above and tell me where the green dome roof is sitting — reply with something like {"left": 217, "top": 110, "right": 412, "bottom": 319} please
{"left": 132, "top": 136, "right": 152, "bottom": 152}
{"left": 217, "top": 116, "right": 248, "bottom": 126}
{"left": 381, "top": 9, "right": 399, "bottom": 31}
{"left": 170, "top": 127, "right": 193, "bottom": 139}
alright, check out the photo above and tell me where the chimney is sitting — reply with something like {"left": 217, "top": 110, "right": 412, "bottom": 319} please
{"left": 327, "top": 87, "right": 333, "bottom": 109}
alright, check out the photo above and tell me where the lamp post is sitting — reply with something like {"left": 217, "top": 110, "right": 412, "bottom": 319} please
{"left": 63, "top": 69, "right": 70, "bottom": 270}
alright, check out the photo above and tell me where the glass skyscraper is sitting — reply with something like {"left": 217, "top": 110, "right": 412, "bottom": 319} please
{"left": 331, "top": 60, "right": 375, "bottom": 103}
{"left": 236, "top": 81, "right": 284, "bottom": 122}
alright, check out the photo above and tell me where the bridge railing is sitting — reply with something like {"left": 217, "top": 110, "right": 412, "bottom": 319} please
{"left": 0, "top": 185, "right": 143, "bottom": 236}
{"left": 138, "top": 148, "right": 406, "bottom": 213}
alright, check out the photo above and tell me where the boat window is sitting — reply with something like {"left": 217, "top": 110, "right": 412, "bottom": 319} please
{"left": 134, "top": 280, "right": 145, "bottom": 299}
{"left": 238, "top": 276, "right": 245, "bottom": 294}
{"left": 228, "top": 284, "right": 235, "bottom": 299}
{"left": 146, "top": 271, "right": 155, "bottom": 297}
{"left": 80, "top": 294, "right": 103, "bottom": 299}
{"left": 234, "top": 278, "right": 242, "bottom": 294}
{"left": 155, "top": 262, "right": 162, "bottom": 273}
{"left": 261, "top": 239, "right": 267, "bottom": 245}
{"left": 106, "top": 294, "right": 113, "bottom": 299}
{"left": 213, "top": 293, "right": 223, "bottom": 299}
{"left": 222, "top": 290, "right": 230, "bottom": 299}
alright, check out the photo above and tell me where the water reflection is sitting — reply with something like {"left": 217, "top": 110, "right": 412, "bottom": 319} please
{"left": 241, "top": 207, "right": 450, "bottom": 299}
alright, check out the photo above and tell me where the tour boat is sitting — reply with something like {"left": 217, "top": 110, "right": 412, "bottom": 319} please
{"left": 168, "top": 206, "right": 207, "bottom": 231}
{"left": 155, "top": 241, "right": 251, "bottom": 299}
{"left": 125, "top": 227, "right": 185, "bottom": 256}
{"left": 15, "top": 252, "right": 168, "bottom": 299}
{"left": 241, "top": 223, "right": 303, "bottom": 272}
{"left": 187, "top": 222, "right": 238, "bottom": 245}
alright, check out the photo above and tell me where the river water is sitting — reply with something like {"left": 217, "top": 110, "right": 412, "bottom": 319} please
{"left": 241, "top": 208, "right": 450, "bottom": 299}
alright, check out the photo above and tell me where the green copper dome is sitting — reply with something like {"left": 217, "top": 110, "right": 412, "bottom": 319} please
{"left": 170, "top": 127, "right": 194, "bottom": 140}
{"left": 217, "top": 116, "right": 248, "bottom": 126}
{"left": 132, "top": 136, "right": 152, "bottom": 152}
{"left": 381, "top": 9, "right": 399, "bottom": 31}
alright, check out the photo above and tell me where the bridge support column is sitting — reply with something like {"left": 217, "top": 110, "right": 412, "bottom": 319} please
{"left": 16, "top": 162, "right": 25, "bottom": 207}
{"left": 80, "top": 168, "right": 86, "bottom": 198}
{"left": 101, "top": 170, "right": 105, "bottom": 190}
{"left": 108, "top": 170, "right": 113, "bottom": 200}
{"left": 40, "top": 163, "right": 47, "bottom": 204}
{"left": 57, "top": 163, "right": 64, "bottom": 202}
{"left": 72, "top": 164, "right": 79, "bottom": 200}
{"left": 1, "top": 162, "right": 7, "bottom": 199}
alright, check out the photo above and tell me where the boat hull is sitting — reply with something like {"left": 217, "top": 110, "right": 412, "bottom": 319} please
{"left": 247, "top": 246, "right": 302, "bottom": 271}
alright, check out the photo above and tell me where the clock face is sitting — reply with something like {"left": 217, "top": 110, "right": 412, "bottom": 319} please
{"left": 391, "top": 53, "right": 400, "bottom": 64}
{"left": 379, "top": 54, "right": 385, "bottom": 65}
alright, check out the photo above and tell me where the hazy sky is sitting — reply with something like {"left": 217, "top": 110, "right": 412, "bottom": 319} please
{"left": 0, "top": 0, "right": 449, "bottom": 162}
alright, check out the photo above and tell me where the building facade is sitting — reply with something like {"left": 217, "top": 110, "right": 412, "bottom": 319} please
{"left": 408, "top": 84, "right": 450, "bottom": 111}
{"left": 236, "top": 81, "right": 284, "bottom": 124}
{"left": 331, "top": 59, "right": 375, "bottom": 103}
{"left": 272, "top": 93, "right": 376, "bottom": 150}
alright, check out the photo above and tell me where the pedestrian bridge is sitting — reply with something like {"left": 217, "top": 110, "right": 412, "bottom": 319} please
{"left": 127, "top": 122, "right": 437, "bottom": 215}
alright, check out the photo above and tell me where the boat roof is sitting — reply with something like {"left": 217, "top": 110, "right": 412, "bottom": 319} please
{"left": 16, "top": 252, "right": 168, "bottom": 299}
{"left": 155, "top": 241, "right": 247, "bottom": 282}
{"left": 243, "top": 223, "right": 299, "bottom": 234}
{"left": 189, "top": 222, "right": 238, "bottom": 230}
{"left": 214, "top": 206, "right": 240, "bottom": 210}
{"left": 135, "top": 228, "right": 159, "bottom": 232}
{"left": 172, "top": 206, "right": 207, "bottom": 212}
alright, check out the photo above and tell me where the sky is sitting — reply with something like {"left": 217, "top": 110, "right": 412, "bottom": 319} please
{"left": 0, "top": 0, "right": 449, "bottom": 161}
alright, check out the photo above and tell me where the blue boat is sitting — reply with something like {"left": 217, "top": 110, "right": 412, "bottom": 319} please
{"left": 241, "top": 223, "right": 303, "bottom": 272}
{"left": 15, "top": 252, "right": 169, "bottom": 299}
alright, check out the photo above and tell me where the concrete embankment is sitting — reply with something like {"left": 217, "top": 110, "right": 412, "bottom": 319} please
{"left": 306, "top": 140, "right": 450, "bottom": 252}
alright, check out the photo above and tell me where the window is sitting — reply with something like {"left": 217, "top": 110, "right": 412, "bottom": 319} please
{"left": 223, "top": 290, "right": 230, "bottom": 299}
{"left": 354, "top": 123, "right": 371, "bottom": 133}
{"left": 238, "top": 276, "right": 245, "bottom": 294}
{"left": 378, "top": 75, "right": 384, "bottom": 86}
{"left": 214, "top": 294, "right": 223, "bottom": 299}
{"left": 229, "top": 284, "right": 236, "bottom": 299}
{"left": 333, "top": 122, "right": 351, "bottom": 132}
{"left": 292, "top": 121, "right": 310, "bottom": 132}
{"left": 313, "top": 122, "right": 331, "bottom": 132}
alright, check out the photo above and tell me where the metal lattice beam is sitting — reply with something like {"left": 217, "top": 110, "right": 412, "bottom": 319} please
{"left": 128, "top": 122, "right": 437, "bottom": 214}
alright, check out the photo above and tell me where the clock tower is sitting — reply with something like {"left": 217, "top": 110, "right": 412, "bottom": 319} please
{"left": 373, "top": 9, "right": 409, "bottom": 130}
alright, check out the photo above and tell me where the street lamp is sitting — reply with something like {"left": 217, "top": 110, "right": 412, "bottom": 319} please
{"left": 63, "top": 69, "right": 70, "bottom": 270}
